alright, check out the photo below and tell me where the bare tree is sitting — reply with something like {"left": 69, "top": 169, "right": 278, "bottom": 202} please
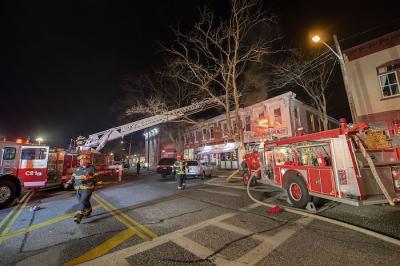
{"left": 164, "top": 0, "right": 279, "bottom": 156}
{"left": 120, "top": 69, "right": 201, "bottom": 156}
{"left": 271, "top": 51, "right": 337, "bottom": 130}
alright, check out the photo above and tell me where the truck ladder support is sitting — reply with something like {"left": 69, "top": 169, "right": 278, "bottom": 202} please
{"left": 354, "top": 134, "right": 395, "bottom": 206}
{"left": 84, "top": 96, "right": 223, "bottom": 151}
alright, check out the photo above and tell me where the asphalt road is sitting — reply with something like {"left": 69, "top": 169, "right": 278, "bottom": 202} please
{"left": 0, "top": 170, "right": 399, "bottom": 266}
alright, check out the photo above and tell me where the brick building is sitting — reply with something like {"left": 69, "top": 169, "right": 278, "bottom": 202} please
{"left": 183, "top": 92, "right": 338, "bottom": 169}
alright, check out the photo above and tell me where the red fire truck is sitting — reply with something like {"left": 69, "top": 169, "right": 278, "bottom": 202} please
{"left": 242, "top": 120, "right": 400, "bottom": 208}
{"left": 0, "top": 141, "right": 112, "bottom": 208}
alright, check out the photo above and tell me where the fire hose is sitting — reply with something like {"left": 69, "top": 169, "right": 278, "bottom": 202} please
{"left": 244, "top": 169, "right": 400, "bottom": 246}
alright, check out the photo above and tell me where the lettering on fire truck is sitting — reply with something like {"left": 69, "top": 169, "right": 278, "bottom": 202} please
{"left": 25, "top": 170, "right": 43, "bottom": 176}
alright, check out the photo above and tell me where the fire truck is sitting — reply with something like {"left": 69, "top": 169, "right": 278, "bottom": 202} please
{"left": 242, "top": 119, "right": 400, "bottom": 208}
{"left": 0, "top": 96, "right": 222, "bottom": 208}
{"left": 0, "top": 141, "right": 114, "bottom": 208}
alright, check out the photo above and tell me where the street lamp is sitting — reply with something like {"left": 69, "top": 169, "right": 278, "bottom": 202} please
{"left": 311, "top": 34, "right": 357, "bottom": 122}
{"left": 35, "top": 137, "right": 44, "bottom": 145}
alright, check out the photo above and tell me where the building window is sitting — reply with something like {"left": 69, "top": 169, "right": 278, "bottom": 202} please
{"left": 202, "top": 128, "right": 208, "bottom": 141}
{"left": 274, "top": 108, "right": 282, "bottom": 126}
{"left": 245, "top": 116, "right": 251, "bottom": 131}
{"left": 232, "top": 121, "right": 237, "bottom": 133}
{"left": 222, "top": 122, "right": 228, "bottom": 136}
{"left": 293, "top": 107, "right": 300, "bottom": 128}
{"left": 209, "top": 126, "right": 215, "bottom": 139}
{"left": 194, "top": 130, "right": 199, "bottom": 143}
{"left": 378, "top": 71, "right": 399, "bottom": 98}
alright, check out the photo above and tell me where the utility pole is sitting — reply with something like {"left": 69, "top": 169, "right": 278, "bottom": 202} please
{"left": 333, "top": 34, "right": 357, "bottom": 123}
{"left": 147, "top": 134, "right": 150, "bottom": 170}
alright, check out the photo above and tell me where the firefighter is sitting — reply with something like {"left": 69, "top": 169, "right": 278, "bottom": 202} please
{"left": 65, "top": 154, "right": 96, "bottom": 224}
{"left": 173, "top": 160, "right": 187, "bottom": 190}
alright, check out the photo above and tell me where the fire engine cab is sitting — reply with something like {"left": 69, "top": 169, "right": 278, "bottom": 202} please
{"left": 242, "top": 120, "right": 400, "bottom": 208}
{"left": 0, "top": 140, "right": 112, "bottom": 208}
{"left": 0, "top": 141, "right": 51, "bottom": 208}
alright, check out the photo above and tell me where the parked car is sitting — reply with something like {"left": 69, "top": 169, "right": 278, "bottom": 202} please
{"left": 185, "top": 160, "right": 213, "bottom": 179}
{"left": 156, "top": 158, "right": 177, "bottom": 177}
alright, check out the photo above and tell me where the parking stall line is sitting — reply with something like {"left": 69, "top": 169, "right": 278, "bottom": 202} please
{"left": 0, "top": 205, "right": 102, "bottom": 242}
{"left": 0, "top": 191, "right": 34, "bottom": 244}
{"left": 92, "top": 194, "right": 150, "bottom": 241}
{"left": 64, "top": 228, "right": 137, "bottom": 266}
{"left": 0, "top": 192, "right": 31, "bottom": 230}
{"left": 93, "top": 193, "right": 158, "bottom": 239}
{"left": 64, "top": 194, "right": 155, "bottom": 265}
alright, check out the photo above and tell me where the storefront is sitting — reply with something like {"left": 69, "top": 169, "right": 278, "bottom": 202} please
{"left": 183, "top": 148, "right": 195, "bottom": 160}
{"left": 197, "top": 143, "right": 239, "bottom": 169}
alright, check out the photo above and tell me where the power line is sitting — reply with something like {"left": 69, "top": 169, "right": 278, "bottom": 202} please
{"left": 339, "top": 17, "right": 400, "bottom": 43}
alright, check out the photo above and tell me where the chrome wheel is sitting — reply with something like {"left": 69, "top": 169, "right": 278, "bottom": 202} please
{"left": 0, "top": 185, "right": 12, "bottom": 204}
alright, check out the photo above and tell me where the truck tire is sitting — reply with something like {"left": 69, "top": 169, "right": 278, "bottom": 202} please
{"left": 0, "top": 179, "right": 17, "bottom": 209}
{"left": 286, "top": 176, "right": 310, "bottom": 208}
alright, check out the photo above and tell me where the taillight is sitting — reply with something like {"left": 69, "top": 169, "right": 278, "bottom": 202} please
{"left": 338, "top": 169, "right": 347, "bottom": 185}
{"left": 392, "top": 167, "right": 400, "bottom": 193}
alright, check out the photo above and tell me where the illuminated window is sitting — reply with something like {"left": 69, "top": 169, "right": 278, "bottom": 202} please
{"left": 3, "top": 147, "right": 16, "bottom": 160}
{"left": 378, "top": 72, "right": 399, "bottom": 98}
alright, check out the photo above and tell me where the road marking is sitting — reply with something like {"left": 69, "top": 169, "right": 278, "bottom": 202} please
{"left": 0, "top": 191, "right": 34, "bottom": 245}
{"left": 81, "top": 212, "right": 237, "bottom": 265}
{"left": 238, "top": 202, "right": 261, "bottom": 211}
{"left": 245, "top": 186, "right": 400, "bottom": 247}
{"left": 65, "top": 194, "right": 156, "bottom": 265}
{"left": 172, "top": 236, "right": 213, "bottom": 259}
{"left": 64, "top": 228, "right": 136, "bottom": 266}
{"left": 0, "top": 205, "right": 102, "bottom": 242}
{"left": 235, "top": 217, "right": 314, "bottom": 266}
{"left": 93, "top": 193, "right": 157, "bottom": 239}
{"left": 196, "top": 188, "right": 241, "bottom": 197}
{"left": 92, "top": 194, "right": 150, "bottom": 241}
{"left": 0, "top": 191, "right": 32, "bottom": 230}
{"left": 213, "top": 221, "right": 253, "bottom": 236}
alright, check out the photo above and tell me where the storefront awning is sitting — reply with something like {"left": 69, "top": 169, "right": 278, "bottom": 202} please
{"left": 199, "top": 143, "right": 239, "bottom": 154}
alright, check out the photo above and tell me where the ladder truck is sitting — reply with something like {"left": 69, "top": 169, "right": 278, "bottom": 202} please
{"left": 242, "top": 119, "right": 400, "bottom": 209}
{"left": 82, "top": 97, "right": 222, "bottom": 151}
{"left": 0, "top": 97, "right": 221, "bottom": 208}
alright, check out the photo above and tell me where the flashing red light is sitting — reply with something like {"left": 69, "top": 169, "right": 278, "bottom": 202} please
{"left": 16, "top": 139, "right": 23, "bottom": 144}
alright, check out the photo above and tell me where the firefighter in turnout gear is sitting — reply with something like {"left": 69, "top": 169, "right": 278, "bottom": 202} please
{"left": 65, "top": 154, "right": 96, "bottom": 224}
{"left": 174, "top": 160, "right": 187, "bottom": 190}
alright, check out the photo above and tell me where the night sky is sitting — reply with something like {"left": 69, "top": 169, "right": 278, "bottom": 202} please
{"left": 0, "top": 0, "right": 399, "bottom": 147}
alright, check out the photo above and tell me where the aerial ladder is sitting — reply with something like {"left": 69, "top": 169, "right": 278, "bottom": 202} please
{"left": 83, "top": 97, "right": 222, "bottom": 151}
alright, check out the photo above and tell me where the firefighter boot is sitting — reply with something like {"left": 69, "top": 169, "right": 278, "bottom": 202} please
{"left": 74, "top": 212, "right": 83, "bottom": 224}
{"left": 82, "top": 208, "right": 92, "bottom": 217}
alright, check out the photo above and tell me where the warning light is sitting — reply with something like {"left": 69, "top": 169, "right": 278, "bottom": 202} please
{"left": 16, "top": 139, "right": 23, "bottom": 144}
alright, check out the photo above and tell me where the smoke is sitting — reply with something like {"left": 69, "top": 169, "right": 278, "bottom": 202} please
{"left": 240, "top": 61, "right": 269, "bottom": 107}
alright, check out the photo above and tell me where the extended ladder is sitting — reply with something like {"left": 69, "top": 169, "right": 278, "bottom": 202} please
{"left": 84, "top": 97, "right": 222, "bottom": 151}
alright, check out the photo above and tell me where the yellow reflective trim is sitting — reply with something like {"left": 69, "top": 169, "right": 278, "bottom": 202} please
{"left": 74, "top": 185, "right": 95, "bottom": 190}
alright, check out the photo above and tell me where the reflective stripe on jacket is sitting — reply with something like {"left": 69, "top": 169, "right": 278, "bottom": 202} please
{"left": 71, "top": 165, "right": 96, "bottom": 190}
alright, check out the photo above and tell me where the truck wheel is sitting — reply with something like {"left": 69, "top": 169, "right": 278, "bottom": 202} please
{"left": 0, "top": 180, "right": 17, "bottom": 209}
{"left": 286, "top": 176, "right": 310, "bottom": 208}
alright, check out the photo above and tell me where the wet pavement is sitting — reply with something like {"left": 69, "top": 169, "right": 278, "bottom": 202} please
{"left": 0, "top": 169, "right": 399, "bottom": 266}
